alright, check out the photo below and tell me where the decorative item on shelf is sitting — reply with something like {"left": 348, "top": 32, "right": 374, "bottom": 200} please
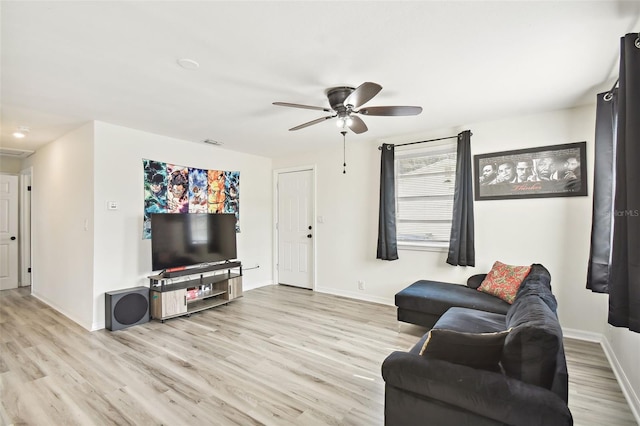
{"left": 186, "top": 288, "right": 198, "bottom": 300}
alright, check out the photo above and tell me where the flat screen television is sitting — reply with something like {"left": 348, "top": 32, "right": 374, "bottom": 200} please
{"left": 151, "top": 213, "right": 237, "bottom": 271}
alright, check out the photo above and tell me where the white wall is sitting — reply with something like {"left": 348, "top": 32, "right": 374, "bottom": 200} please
{"left": 91, "top": 122, "right": 274, "bottom": 329}
{"left": 24, "top": 120, "right": 274, "bottom": 330}
{"left": 273, "top": 105, "right": 608, "bottom": 334}
{"left": 0, "top": 156, "right": 24, "bottom": 174}
{"left": 23, "top": 122, "right": 96, "bottom": 329}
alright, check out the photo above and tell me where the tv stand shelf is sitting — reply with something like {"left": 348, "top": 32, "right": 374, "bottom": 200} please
{"left": 149, "top": 262, "right": 242, "bottom": 322}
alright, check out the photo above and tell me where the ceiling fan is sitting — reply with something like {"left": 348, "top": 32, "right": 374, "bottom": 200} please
{"left": 273, "top": 82, "right": 422, "bottom": 134}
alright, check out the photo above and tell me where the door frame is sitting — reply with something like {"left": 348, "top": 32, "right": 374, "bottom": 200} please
{"left": 19, "top": 167, "right": 32, "bottom": 288}
{"left": 273, "top": 165, "right": 317, "bottom": 290}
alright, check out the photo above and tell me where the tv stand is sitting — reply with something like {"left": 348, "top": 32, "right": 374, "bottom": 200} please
{"left": 148, "top": 262, "right": 242, "bottom": 322}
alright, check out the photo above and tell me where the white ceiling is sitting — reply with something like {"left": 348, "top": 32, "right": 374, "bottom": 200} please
{"left": 2, "top": 1, "right": 639, "bottom": 159}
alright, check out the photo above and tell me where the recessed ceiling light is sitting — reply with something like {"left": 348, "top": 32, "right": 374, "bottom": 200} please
{"left": 177, "top": 58, "right": 200, "bottom": 70}
{"left": 12, "top": 126, "right": 30, "bottom": 138}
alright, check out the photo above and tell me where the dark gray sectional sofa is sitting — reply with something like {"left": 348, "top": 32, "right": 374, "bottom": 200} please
{"left": 382, "top": 264, "right": 572, "bottom": 425}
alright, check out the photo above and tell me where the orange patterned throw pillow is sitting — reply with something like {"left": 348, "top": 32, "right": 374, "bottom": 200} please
{"left": 477, "top": 261, "right": 531, "bottom": 304}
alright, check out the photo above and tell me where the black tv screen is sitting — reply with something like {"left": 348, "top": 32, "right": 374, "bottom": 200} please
{"left": 151, "top": 213, "right": 237, "bottom": 271}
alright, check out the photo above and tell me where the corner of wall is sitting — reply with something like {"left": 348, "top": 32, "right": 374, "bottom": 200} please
{"left": 600, "top": 334, "right": 640, "bottom": 424}
{"left": 31, "top": 291, "right": 94, "bottom": 332}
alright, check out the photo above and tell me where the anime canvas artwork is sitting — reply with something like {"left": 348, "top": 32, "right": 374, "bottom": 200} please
{"left": 207, "top": 170, "right": 226, "bottom": 213}
{"left": 142, "top": 159, "right": 240, "bottom": 239}
{"left": 142, "top": 159, "right": 168, "bottom": 239}
{"left": 167, "top": 165, "right": 190, "bottom": 213}
{"left": 224, "top": 171, "right": 240, "bottom": 232}
{"left": 189, "top": 168, "right": 208, "bottom": 213}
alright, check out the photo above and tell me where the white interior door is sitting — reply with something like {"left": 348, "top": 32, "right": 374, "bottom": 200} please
{"left": 277, "top": 169, "right": 314, "bottom": 289}
{"left": 0, "top": 175, "right": 19, "bottom": 290}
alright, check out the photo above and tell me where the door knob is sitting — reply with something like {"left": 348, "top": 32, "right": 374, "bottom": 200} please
{"left": 10, "top": 236, "right": 16, "bottom": 241}
{"left": 307, "top": 234, "right": 312, "bottom": 238}
{"left": 308, "top": 225, "right": 312, "bottom": 230}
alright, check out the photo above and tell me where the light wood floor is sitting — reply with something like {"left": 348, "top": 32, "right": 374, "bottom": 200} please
{"left": 0, "top": 285, "right": 637, "bottom": 426}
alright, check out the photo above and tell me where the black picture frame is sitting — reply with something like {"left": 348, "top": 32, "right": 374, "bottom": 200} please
{"left": 474, "top": 141, "right": 587, "bottom": 201}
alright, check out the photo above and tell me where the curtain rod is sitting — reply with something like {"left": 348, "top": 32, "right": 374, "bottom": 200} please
{"left": 377, "top": 133, "right": 471, "bottom": 150}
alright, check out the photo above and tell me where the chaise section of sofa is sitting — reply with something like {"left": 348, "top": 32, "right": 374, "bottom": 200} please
{"left": 383, "top": 264, "right": 572, "bottom": 425}
{"left": 395, "top": 278, "right": 510, "bottom": 328}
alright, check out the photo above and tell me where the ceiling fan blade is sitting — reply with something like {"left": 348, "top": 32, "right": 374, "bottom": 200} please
{"left": 343, "top": 82, "right": 382, "bottom": 109}
{"left": 273, "top": 102, "right": 331, "bottom": 112}
{"left": 289, "top": 116, "right": 334, "bottom": 131}
{"left": 357, "top": 106, "right": 423, "bottom": 116}
{"left": 347, "top": 115, "right": 368, "bottom": 134}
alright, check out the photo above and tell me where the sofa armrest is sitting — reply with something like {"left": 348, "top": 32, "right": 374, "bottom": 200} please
{"left": 382, "top": 351, "right": 572, "bottom": 426}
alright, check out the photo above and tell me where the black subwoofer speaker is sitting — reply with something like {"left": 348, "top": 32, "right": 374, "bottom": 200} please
{"left": 105, "top": 286, "right": 149, "bottom": 331}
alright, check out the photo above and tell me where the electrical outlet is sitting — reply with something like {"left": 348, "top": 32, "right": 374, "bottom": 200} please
{"left": 358, "top": 280, "right": 365, "bottom": 290}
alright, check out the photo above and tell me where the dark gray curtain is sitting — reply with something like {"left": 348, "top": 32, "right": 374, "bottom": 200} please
{"left": 588, "top": 33, "right": 640, "bottom": 333}
{"left": 446, "top": 130, "right": 475, "bottom": 266}
{"left": 586, "top": 90, "right": 616, "bottom": 293}
{"left": 377, "top": 143, "right": 398, "bottom": 260}
{"left": 609, "top": 33, "right": 640, "bottom": 332}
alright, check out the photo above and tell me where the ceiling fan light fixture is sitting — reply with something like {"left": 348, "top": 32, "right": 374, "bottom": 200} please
{"left": 273, "top": 81, "right": 422, "bottom": 134}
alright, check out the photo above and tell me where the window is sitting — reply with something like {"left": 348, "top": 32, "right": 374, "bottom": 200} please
{"left": 395, "top": 140, "right": 457, "bottom": 249}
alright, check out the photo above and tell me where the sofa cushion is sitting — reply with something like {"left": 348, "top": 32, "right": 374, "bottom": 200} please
{"left": 478, "top": 261, "right": 532, "bottom": 304}
{"left": 419, "top": 328, "right": 510, "bottom": 371}
{"left": 434, "top": 307, "right": 507, "bottom": 333}
{"left": 417, "top": 308, "right": 509, "bottom": 370}
{"left": 502, "top": 294, "right": 563, "bottom": 389}
{"left": 395, "top": 281, "right": 511, "bottom": 318}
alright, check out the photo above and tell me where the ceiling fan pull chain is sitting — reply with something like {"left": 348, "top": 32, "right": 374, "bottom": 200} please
{"left": 342, "top": 130, "right": 347, "bottom": 174}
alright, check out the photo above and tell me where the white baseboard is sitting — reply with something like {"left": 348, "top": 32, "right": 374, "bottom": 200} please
{"left": 243, "top": 280, "right": 273, "bottom": 291}
{"left": 31, "top": 291, "right": 94, "bottom": 331}
{"left": 314, "top": 286, "right": 394, "bottom": 306}
{"left": 562, "top": 327, "right": 602, "bottom": 343}
{"left": 600, "top": 336, "right": 640, "bottom": 424}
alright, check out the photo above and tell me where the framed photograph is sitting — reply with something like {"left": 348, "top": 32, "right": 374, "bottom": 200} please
{"left": 474, "top": 141, "right": 587, "bottom": 201}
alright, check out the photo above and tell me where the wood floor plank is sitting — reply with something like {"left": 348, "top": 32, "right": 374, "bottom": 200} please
{"left": 0, "top": 285, "right": 636, "bottom": 425}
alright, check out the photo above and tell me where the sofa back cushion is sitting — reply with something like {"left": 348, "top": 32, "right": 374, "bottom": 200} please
{"left": 418, "top": 307, "right": 509, "bottom": 371}
{"left": 420, "top": 328, "right": 510, "bottom": 371}
{"left": 515, "top": 263, "right": 558, "bottom": 313}
{"left": 502, "top": 294, "right": 562, "bottom": 389}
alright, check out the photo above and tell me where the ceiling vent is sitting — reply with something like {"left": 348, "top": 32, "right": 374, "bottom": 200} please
{"left": 203, "top": 139, "right": 224, "bottom": 146}
{"left": 0, "top": 147, "right": 34, "bottom": 159}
